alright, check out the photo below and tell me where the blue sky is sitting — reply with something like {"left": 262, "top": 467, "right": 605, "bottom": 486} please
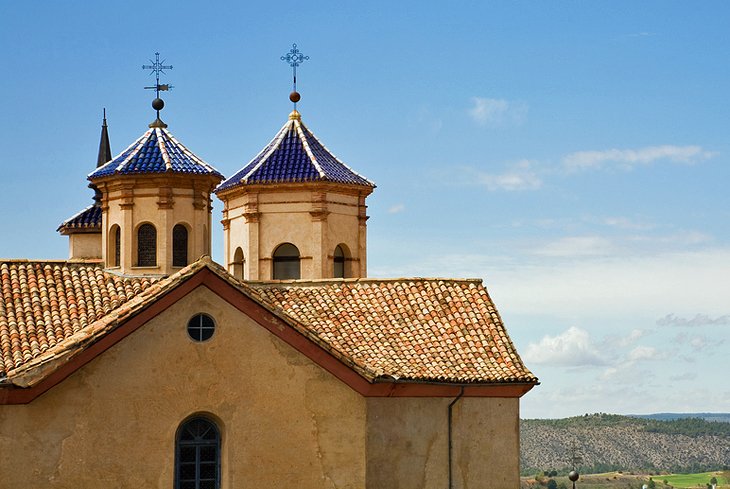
{"left": 0, "top": 1, "right": 728, "bottom": 418}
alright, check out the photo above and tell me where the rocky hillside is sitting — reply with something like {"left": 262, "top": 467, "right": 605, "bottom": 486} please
{"left": 520, "top": 414, "right": 730, "bottom": 475}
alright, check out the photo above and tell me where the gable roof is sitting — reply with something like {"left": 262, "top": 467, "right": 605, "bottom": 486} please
{"left": 0, "top": 257, "right": 536, "bottom": 402}
{"left": 88, "top": 126, "right": 223, "bottom": 180}
{"left": 246, "top": 279, "right": 533, "bottom": 384}
{"left": 216, "top": 111, "right": 375, "bottom": 193}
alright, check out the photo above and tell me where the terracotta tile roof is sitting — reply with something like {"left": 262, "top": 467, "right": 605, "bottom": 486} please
{"left": 0, "top": 258, "right": 536, "bottom": 389}
{"left": 0, "top": 261, "right": 159, "bottom": 381}
{"left": 245, "top": 278, "right": 536, "bottom": 384}
{"left": 216, "top": 111, "right": 375, "bottom": 192}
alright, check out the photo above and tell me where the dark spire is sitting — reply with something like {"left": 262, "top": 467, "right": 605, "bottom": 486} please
{"left": 97, "top": 108, "right": 112, "bottom": 168}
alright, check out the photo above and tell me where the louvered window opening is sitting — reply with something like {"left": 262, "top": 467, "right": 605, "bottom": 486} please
{"left": 175, "top": 417, "right": 220, "bottom": 489}
{"left": 113, "top": 226, "right": 121, "bottom": 267}
{"left": 173, "top": 224, "right": 188, "bottom": 267}
{"left": 137, "top": 224, "right": 157, "bottom": 266}
{"left": 273, "top": 243, "right": 300, "bottom": 280}
{"left": 334, "top": 245, "right": 345, "bottom": 278}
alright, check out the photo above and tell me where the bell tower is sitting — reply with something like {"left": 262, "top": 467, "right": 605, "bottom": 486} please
{"left": 88, "top": 54, "right": 223, "bottom": 276}
{"left": 216, "top": 45, "right": 375, "bottom": 281}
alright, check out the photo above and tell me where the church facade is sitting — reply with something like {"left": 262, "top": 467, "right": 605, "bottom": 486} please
{"left": 0, "top": 88, "right": 537, "bottom": 488}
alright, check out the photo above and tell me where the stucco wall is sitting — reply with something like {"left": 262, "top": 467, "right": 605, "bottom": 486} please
{"left": 68, "top": 232, "right": 102, "bottom": 260}
{"left": 366, "top": 397, "right": 520, "bottom": 489}
{"left": 0, "top": 286, "right": 366, "bottom": 488}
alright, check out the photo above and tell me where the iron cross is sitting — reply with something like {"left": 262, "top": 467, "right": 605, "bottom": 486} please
{"left": 281, "top": 43, "right": 309, "bottom": 89}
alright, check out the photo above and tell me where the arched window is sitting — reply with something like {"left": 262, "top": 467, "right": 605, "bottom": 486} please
{"left": 334, "top": 245, "right": 346, "bottom": 278}
{"left": 273, "top": 243, "right": 300, "bottom": 280}
{"left": 110, "top": 224, "right": 121, "bottom": 267}
{"left": 137, "top": 223, "right": 157, "bottom": 267}
{"left": 175, "top": 416, "right": 220, "bottom": 489}
{"left": 173, "top": 224, "right": 188, "bottom": 267}
{"left": 232, "top": 247, "right": 244, "bottom": 280}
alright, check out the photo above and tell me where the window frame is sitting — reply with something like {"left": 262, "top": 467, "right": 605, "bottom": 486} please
{"left": 172, "top": 223, "right": 189, "bottom": 268}
{"left": 136, "top": 222, "right": 157, "bottom": 267}
{"left": 174, "top": 416, "right": 221, "bottom": 489}
{"left": 272, "top": 243, "right": 301, "bottom": 280}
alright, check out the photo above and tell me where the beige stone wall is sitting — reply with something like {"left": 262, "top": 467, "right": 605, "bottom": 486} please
{"left": 0, "top": 286, "right": 366, "bottom": 488}
{"left": 366, "top": 397, "right": 521, "bottom": 489}
{"left": 67, "top": 232, "right": 102, "bottom": 260}
{"left": 221, "top": 184, "right": 370, "bottom": 280}
{"left": 95, "top": 175, "right": 217, "bottom": 276}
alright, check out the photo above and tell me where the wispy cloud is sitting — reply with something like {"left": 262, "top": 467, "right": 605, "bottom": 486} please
{"left": 533, "top": 236, "right": 614, "bottom": 257}
{"left": 563, "top": 145, "right": 716, "bottom": 171}
{"left": 475, "top": 160, "right": 542, "bottom": 191}
{"left": 468, "top": 97, "right": 528, "bottom": 126}
{"left": 387, "top": 203, "right": 405, "bottom": 214}
{"left": 524, "top": 327, "right": 607, "bottom": 367}
{"left": 657, "top": 313, "right": 730, "bottom": 327}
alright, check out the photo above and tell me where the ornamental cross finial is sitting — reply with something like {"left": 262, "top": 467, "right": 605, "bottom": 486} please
{"left": 281, "top": 43, "right": 309, "bottom": 110}
{"left": 142, "top": 52, "right": 174, "bottom": 98}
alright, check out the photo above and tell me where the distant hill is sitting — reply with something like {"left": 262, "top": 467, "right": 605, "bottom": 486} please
{"left": 520, "top": 413, "right": 730, "bottom": 475}
{"left": 628, "top": 413, "right": 730, "bottom": 423}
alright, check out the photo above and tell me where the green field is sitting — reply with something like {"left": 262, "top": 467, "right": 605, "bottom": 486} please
{"left": 521, "top": 471, "right": 730, "bottom": 489}
{"left": 659, "top": 472, "right": 729, "bottom": 488}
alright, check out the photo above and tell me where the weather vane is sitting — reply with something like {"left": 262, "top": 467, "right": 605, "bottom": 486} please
{"left": 142, "top": 52, "right": 173, "bottom": 126}
{"left": 142, "top": 52, "right": 173, "bottom": 98}
{"left": 281, "top": 43, "right": 309, "bottom": 110}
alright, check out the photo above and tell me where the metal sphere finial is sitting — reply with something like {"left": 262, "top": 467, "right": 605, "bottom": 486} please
{"left": 152, "top": 98, "right": 165, "bottom": 111}
{"left": 568, "top": 470, "right": 579, "bottom": 482}
{"left": 289, "top": 91, "right": 301, "bottom": 103}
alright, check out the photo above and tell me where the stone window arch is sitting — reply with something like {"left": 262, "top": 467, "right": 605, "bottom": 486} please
{"left": 109, "top": 224, "right": 121, "bottom": 267}
{"left": 173, "top": 224, "right": 189, "bottom": 267}
{"left": 136, "top": 223, "right": 157, "bottom": 267}
{"left": 273, "top": 243, "right": 300, "bottom": 280}
{"left": 232, "top": 247, "right": 245, "bottom": 280}
{"left": 334, "top": 244, "right": 347, "bottom": 278}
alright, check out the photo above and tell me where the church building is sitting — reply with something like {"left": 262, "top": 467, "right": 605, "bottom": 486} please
{"left": 0, "top": 52, "right": 537, "bottom": 489}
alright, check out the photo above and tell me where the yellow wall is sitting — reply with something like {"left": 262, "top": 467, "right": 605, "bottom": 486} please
{"left": 367, "top": 397, "right": 521, "bottom": 489}
{"left": 0, "top": 286, "right": 522, "bottom": 488}
{"left": 0, "top": 286, "right": 366, "bottom": 488}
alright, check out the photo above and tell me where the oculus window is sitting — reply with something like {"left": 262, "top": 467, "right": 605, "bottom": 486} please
{"left": 187, "top": 313, "right": 215, "bottom": 342}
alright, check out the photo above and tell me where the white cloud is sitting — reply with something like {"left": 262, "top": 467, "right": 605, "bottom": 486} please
{"left": 617, "top": 329, "right": 646, "bottom": 347}
{"left": 626, "top": 345, "right": 660, "bottom": 363}
{"left": 468, "top": 97, "right": 528, "bottom": 126}
{"left": 524, "top": 327, "right": 607, "bottom": 367}
{"left": 563, "top": 145, "right": 716, "bottom": 171}
{"left": 387, "top": 203, "right": 405, "bottom": 214}
{"left": 476, "top": 160, "right": 542, "bottom": 191}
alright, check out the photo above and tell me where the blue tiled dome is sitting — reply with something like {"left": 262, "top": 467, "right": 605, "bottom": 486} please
{"left": 57, "top": 204, "right": 102, "bottom": 232}
{"left": 216, "top": 111, "right": 374, "bottom": 193}
{"left": 89, "top": 126, "right": 223, "bottom": 180}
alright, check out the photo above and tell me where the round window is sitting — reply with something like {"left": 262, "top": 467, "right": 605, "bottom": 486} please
{"left": 187, "top": 313, "right": 215, "bottom": 342}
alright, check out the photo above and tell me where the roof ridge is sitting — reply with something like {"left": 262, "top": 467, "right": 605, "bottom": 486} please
{"left": 299, "top": 120, "right": 376, "bottom": 186}
{"left": 240, "top": 119, "right": 294, "bottom": 184}
{"left": 246, "top": 276, "right": 485, "bottom": 286}
{"left": 294, "top": 119, "right": 325, "bottom": 178}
